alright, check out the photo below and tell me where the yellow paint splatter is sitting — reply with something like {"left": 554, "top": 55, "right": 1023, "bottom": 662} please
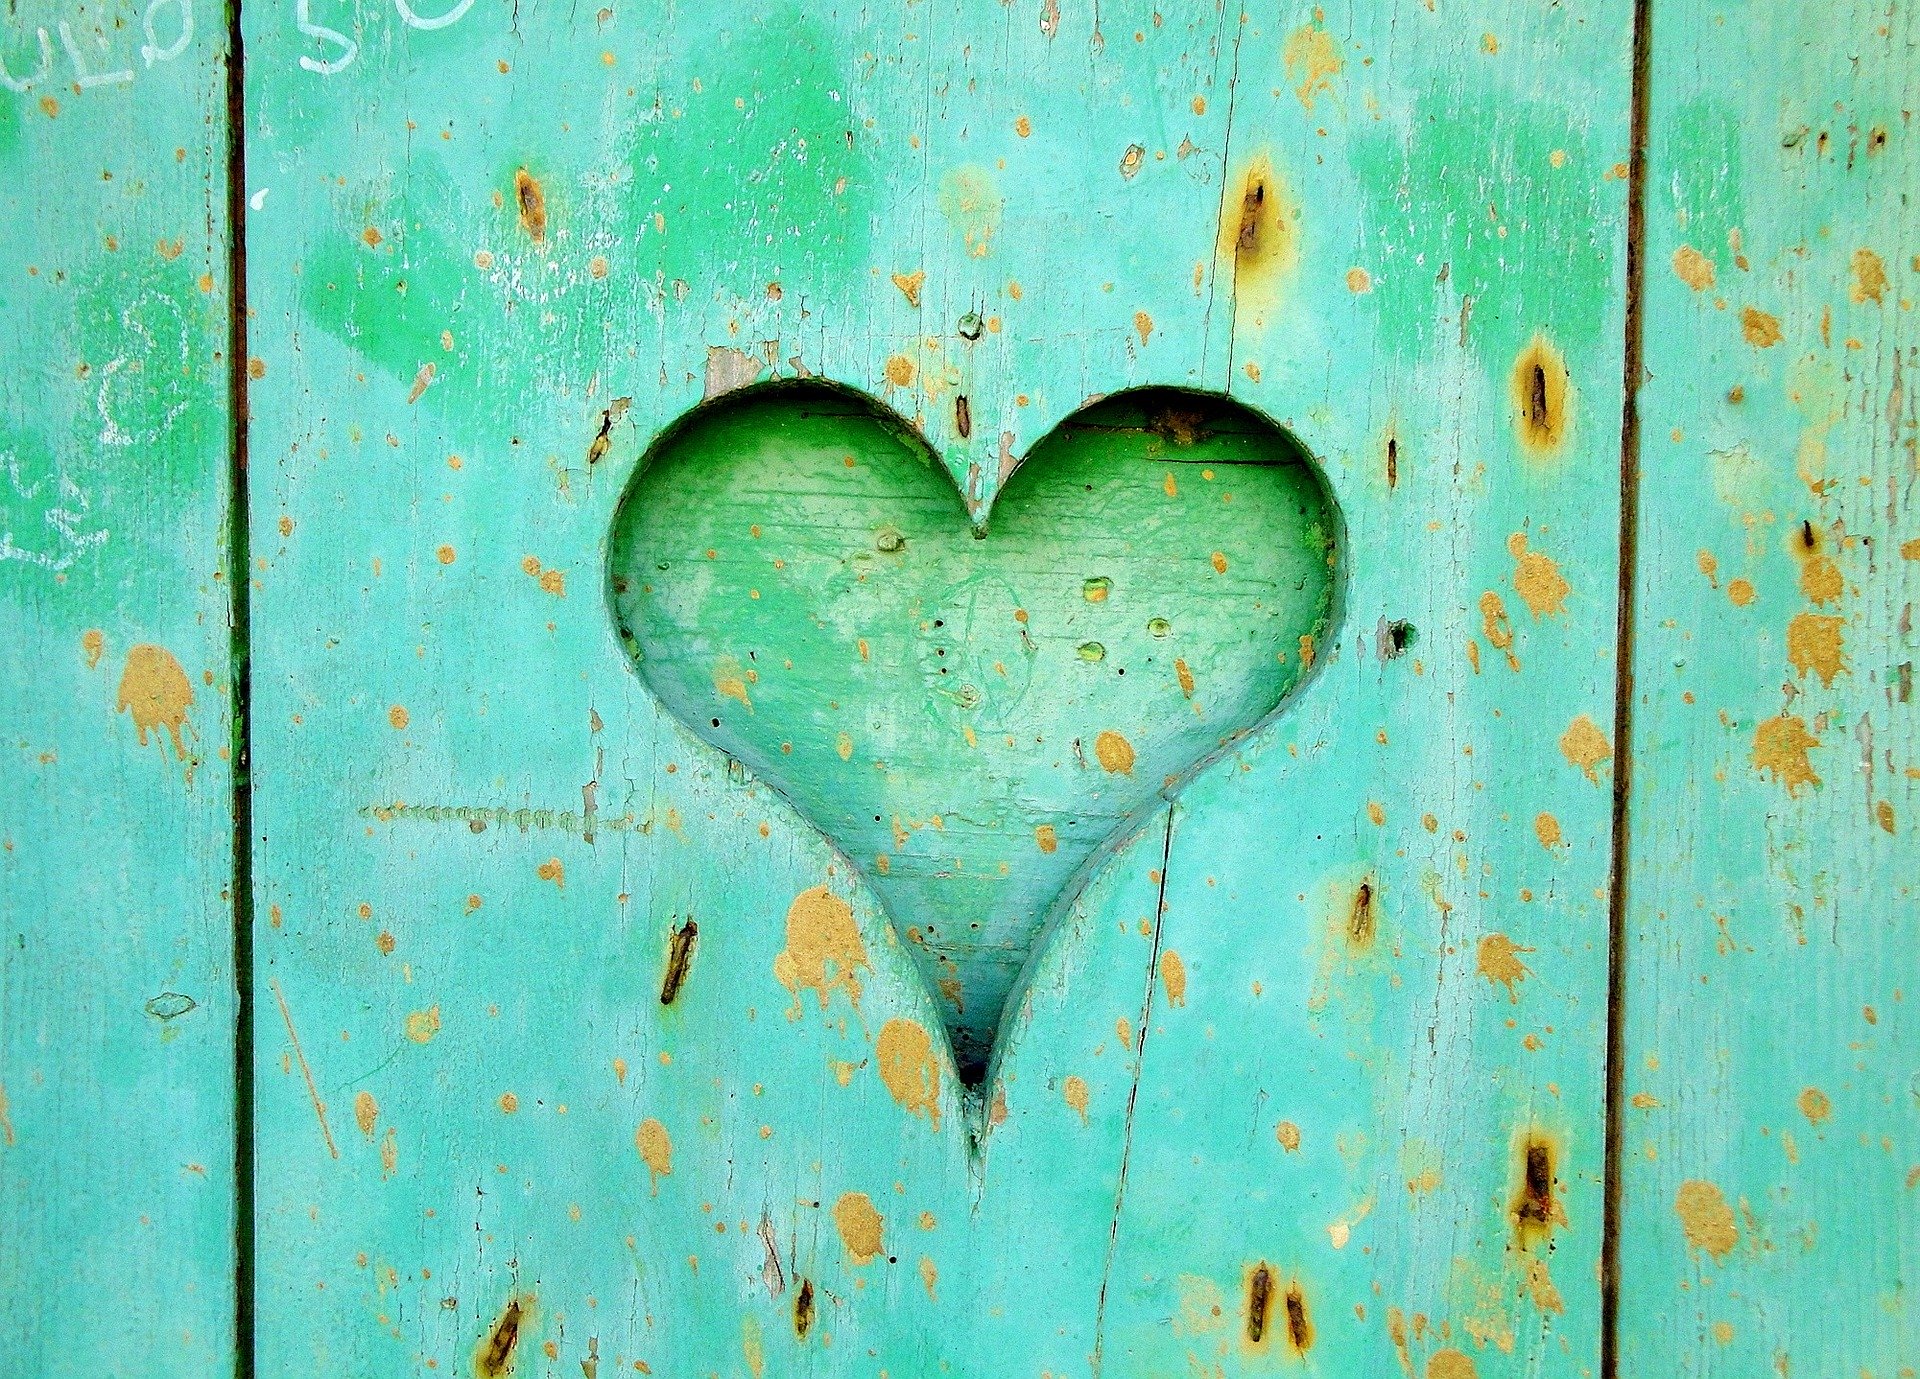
{"left": 1135, "top": 310, "right": 1154, "bottom": 344}
{"left": 537, "top": 857, "right": 565, "bottom": 888}
{"left": 713, "top": 655, "right": 753, "bottom": 709}
{"left": 1523, "top": 1256, "right": 1564, "bottom": 1314}
{"left": 521, "top": 555, "right": 565, "bottom": 595}
{"left": 81, "top": 629, "right": 104, "bottom": 669}
{"left": 1062, "top": 1075, "right": 1090, "bottom": 1123}
{"left": 1477, "top": 933, "right": 1534, "bottom": 1001}
{"left": 774, "top": 887, "right": 870, "bottom": 1014}
{"left": 1797, "top": 1086, "right": 1831, "bottom": 1124}
{"left": 1095, "top": 729, "right": 1136, "bottom": 774}
{"left": 1160, "top": 949, "right": 1187, "bottom": 1006}
{"left": 877, "top": 1017, "right": 941, "bottom": 1129}
{"left": 1785, "top": 613, "right": 1847, "bottom": 686}
{"left": 388, "top": 705, "right": 409, "bottom": 730}
{"left": 1534, "top": 813, "right": 1562, "bottom": 848}
{"left": 890, "top": 270, "right": 925, "bottom": 307}
{"left": 833, "top": 1191, "right": 884, "bottom": 1264}
{"left": 918, "top": 1256, "right": 938, "bottom": 1298}
{"left": 1281, "top": 23, "right": 1342, "bottom": 109}
{"left": 936, "top": 164, "right": 1003, "bottom": 258}
{"left": 1276, "top": 1120, "right": 1301, "bottom": 1152}
{"left": 1674, "top": 1179, "right": 1737, "bottom": 1258}
{"left": 1752, "top": 714, "right": 1820, "bottom": 796}
{"left": 1428, "top": 1349, "right": 1478, "bottom": 1379}
{"left": 1740, "top": 307, "right": 1783, "bottom": 347}
{"left": 354, "top": 1090, "right": 379, "bottom": 1138}
{"left": 404, "top": 1006, "right": 441, "bottom": 1044}
{"left": 1849, "top": 247, "right": 1888, "bottom": 304}
{"left": 742, "top": 1315, "right": 765, "bottom": 1379}
{"left": 884, "top": 354, "right": 916, "bottom": 386}
{"left": 116, "top": 644, "right": 194, "bottom": 761}
{"left": 1798, "top": 553, "right": 1844, "bottom": 605}
{"left": 1345, "top": 266, "right": 1372, "bottom": 293}
{"left": 1479, "top": 592, "right": 1518, "bottom": 671}
{"left": 1559, "top": 715, "right": 1612, "bottom": 783}
{"left": 1509, "top": 533, "right": 1570, "bottom": 617}
{"left": 1671, "top": 245, "right": 1715, "bottom": 291}
{"left": 1034, "top": 823, "right": 1058, "bottom": 853}
{"left": 636, "top": 1117, "right": 672, "bottom": 1187}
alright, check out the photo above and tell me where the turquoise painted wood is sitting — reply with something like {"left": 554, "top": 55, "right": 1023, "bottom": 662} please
{"left": 242, "top": 2, "right": 1631, "bottom": 1375}
{"left": 3, "top": 4, "right": 1914, "bottom": 1378}
{"left": 0, "top": 1, "right": 237, "bottom": 1374}
{"left": 1619, "top": 2, "right": 1919, "bottom": 1374}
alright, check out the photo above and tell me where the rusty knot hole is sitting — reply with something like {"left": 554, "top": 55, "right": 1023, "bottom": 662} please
{"left": 1245, "top": 1263, "right": 1274, "bottom": 1342}
{"left": 1528, "top": 362, "right": 1550, "bottom": 431}
{"left": 1386, "top": 436, "right": 1399, "bottom": 488}
{"left": 1236, "top": 177, "right": 1267, "bottom": 255}
{"left": 514, "top": 167, "right": 547, "bottom": 242}
{"left": 1511, "top": 1136, "right": 1560, "bottom": 1245}
{"left": 1283, "top": 1283, "right": 1312, "bottom": 1353}
{"left": 660, "top": 917, "right": 698, "bottom": 1004}
{"left": 477, "top": 1296, "right": 526, "bottom": 1378}
{"left": 793, "top": 1277, "right": 815, "bottom": 1339}
{"left": 1348, "top": 879, "right": 1377, "bottom": 946}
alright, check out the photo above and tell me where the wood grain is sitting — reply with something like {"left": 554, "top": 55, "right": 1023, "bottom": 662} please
{"left": 0, "top": 2, "right": 236, "bottom": 1373}
{"left": 244, "top": 1, "right": 1632, "bottom": 1374}
{"left": 1619, "top": 2, "right": 1919, "bottom": 1374}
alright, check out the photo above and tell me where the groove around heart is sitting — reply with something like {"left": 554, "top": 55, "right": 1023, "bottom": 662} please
{"left": 609, "top": 382, "right": 1339, "bottom": 1084}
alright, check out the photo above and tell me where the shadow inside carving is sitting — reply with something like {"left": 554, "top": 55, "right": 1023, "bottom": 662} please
{"left": 609, "top": 381, "right": 1339, "bottom": 1086}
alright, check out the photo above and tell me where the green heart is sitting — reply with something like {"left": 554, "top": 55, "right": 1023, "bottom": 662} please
{"left": 609, "top": 383, "right": 1337, "bottom": 1082}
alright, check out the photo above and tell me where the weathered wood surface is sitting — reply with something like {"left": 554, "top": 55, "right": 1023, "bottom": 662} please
{"left": 245, "top": 1, "right": 1630, "bottom": 1375}
{"left": 1618, "top": 2, "right": 1919, "bottom": 1375}
{"left": 0, "top": 1, "right": 236, "bottom": 1374}
{"left": 3, "top": 2, "right": 1913, "bottom": 1376}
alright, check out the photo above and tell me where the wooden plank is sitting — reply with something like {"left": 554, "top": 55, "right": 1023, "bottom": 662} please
{"left": 1618, "top": 3, "right": 1919, "bottom": 1374}
{"left": 245, "top": 1, "right": 1633, "bottom": 1374}
{"left": 0, "top": 2, "right": 236, "bottom": 1374}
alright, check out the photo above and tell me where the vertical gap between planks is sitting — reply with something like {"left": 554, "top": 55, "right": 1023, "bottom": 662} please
{"left": 1601, "top": 0, "right": 1655, "bottom": 1374}
{"left": 222, "top": 0, "right": 256, "bottom": 1374}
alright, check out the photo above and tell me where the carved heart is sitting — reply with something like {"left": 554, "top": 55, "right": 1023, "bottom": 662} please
{"left": 609, "top": 382, "right": 1337, "bottom": 1082}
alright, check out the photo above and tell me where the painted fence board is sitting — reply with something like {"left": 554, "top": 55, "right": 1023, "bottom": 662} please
{"left": 243, "top": 2, "right": 1634, "bottom": 1375}
{"left": 0, "top": 1, "right": 237, "bottom": 1375}
{"left": 1619, "top": 2, "right": 1919, "bottom": 1375}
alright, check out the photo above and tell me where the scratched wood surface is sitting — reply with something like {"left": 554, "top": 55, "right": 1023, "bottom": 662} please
{"left": 243, "top": 1, "right": 1634, "bottom": 1375}
{"left": 1617, "top": 2, "right": 1919, "bottom": 1375}
{"left": 0, "top": 2, "right": 236, "bottom": 1375}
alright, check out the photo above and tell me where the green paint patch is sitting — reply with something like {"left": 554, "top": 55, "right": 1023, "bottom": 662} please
{"left": 610, "top": 382, "right": 1339, "bottom": 1080}
{"left": 632, "top": 8, "right": 870, "bottom": 289}
{"left": 1352, "top": 89, "right": 1611, "bottom": 360}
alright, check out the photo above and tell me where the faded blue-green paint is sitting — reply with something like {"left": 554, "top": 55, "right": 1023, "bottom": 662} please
{"left": 1619, "top": 2, "right": 1918, "bottom": 1374}
{"left": 1, "top": 3, "right": 1911, "bottom": 1377}
{"left": 0, "top": 1, "right": 236, "bottom": 1374}
{"left": 243, "top": 2, "right": 1630, "bottom": 1375}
